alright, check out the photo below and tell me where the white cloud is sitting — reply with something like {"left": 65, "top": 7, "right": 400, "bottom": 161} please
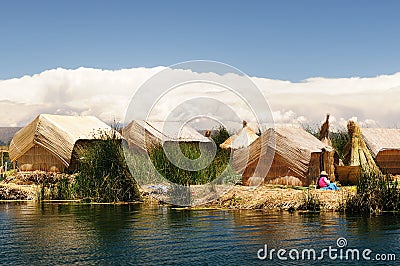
{"left": 0, "top": 67, "right": 164, "bottom": 126}
{"left": 272, "top": 110, "right": 308, "bottom": 125}
{"left": 0, "top": 66, "right": 399, "bottom": 131}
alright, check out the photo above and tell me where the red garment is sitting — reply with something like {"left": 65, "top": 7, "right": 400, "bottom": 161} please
{"left": 318, "top": 176, "right": 330, "bottom": 188}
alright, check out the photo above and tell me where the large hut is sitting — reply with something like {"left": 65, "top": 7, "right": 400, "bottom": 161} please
{"left": 361, "top": 127, "right": 400, "bottom": 174}
{"left": 234, "top": 125, "right": 337, "bottom": 186}
{"left": 122, "top": 120, "right": 211, "bottom": 152}
{"left": 220, "top": 121, "right": 259, "bottom": 150}
{"left": 9, "top": 114, "right": 115, "bottom": 172}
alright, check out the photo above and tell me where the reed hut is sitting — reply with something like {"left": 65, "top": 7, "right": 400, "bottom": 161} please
{"left": 122, "top": 120, "right": 211, "bottom": 152}
{"left": 361, "top": 127, "right": 400, "bottom": 174}
{"left": 9, "top": 114, "right": 115, "bottom": 172}
{"left": 234, "top": 125, "right": 337, "bottom": 186}
{"left": 220, "top": 122, "right": 259, "bottom": 150}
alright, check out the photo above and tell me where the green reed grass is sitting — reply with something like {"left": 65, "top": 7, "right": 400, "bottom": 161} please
{"left": 149, "top": 142, "right": 236, "bottom": 185}
{"left": 149, "top": 126, "right": 239, "bottom": 186}
{"left": 73, "top": 130, "right": 140, "bottom": 202}
{"left": 345, "top": 170, "right": 400, "bottom": 215}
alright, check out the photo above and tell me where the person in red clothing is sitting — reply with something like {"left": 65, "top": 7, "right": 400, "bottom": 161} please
{"left": 318, "top": 171, "right": 339, "bottom": 190}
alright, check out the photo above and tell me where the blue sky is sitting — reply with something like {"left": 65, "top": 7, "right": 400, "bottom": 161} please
{"left": 1, "top": 0, "right": 400, "bottom": 81}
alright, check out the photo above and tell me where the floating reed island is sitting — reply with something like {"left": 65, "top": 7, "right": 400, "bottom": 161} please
{"left": 1, "top": 114, "right": 400, "bottom": 214}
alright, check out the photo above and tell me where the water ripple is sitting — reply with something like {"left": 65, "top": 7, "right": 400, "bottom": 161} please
{"left": 0, "top": 203, "right": 400, "bottom": 265}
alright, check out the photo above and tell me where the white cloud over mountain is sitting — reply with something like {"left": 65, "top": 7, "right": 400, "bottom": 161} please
{"left": 0, "top": 66, "right": 399, "bottom": 131}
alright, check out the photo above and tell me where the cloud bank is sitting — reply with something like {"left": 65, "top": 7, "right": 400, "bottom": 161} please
{"left": 1, "top": 67, "right": 399, "bottom": 131}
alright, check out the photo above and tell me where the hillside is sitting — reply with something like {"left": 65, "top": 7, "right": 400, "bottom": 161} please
{"left": 0, "top": 127, "right": 21, "bottom": 145}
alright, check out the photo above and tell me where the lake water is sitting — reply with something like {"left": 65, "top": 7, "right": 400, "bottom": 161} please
{"left": 0, "top": 202, "right": 399, "bottom": 265}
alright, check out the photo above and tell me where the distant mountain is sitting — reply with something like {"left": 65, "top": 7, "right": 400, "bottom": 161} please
{"left": 0, "top": 127, "right": 22, "bottom": 145}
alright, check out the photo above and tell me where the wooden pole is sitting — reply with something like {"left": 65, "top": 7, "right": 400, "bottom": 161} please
{"left": 0, "top": 151, "right": 4, "bottom": 178}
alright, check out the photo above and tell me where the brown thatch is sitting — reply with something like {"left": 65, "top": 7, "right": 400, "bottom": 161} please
{"left": 361, "top": 127, "right": 400, "bottom": 174}
{"left": 343, "top": 121, "right": 381, "bottom": 175}
{"left": 220, "top": 126, "right": 259, "bottom": 150}
{"left": 122, "top": 120, "right": 211, "bottom": 152}
{"left": 319, "top": 114, "right": 332, "bottom": 146}
{"left": 234, "top": 125, "right": 336, "bottom": 186}
{"left": 122, "top": 120, "right": 161, "bottom": 152}
{"left": 9, "top": 114, "right": 115, "bottom": 172}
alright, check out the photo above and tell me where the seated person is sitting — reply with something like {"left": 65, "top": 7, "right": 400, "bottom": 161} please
{"left": 318, "top": 171, "right": 339, "bottom": 190}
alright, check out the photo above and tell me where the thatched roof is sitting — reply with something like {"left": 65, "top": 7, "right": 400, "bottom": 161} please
{"left": 361, "top": 128, "right": 400, "bottom": 157}
{"left": 146, "top": 121, "right": 210, "bottom": 142}
{"left": 9, "top": 114, "right": 114, "bottom": 167}
{"left": 122, "top": 120, "right": 161, "bottom": 151}
{"left": 123, "top": 120, "right": 211, "bottom": 151}
{"left": 220, "top": 126, "right": 259, "bottom": 150}
{"left": 274, "top": 126, "right": 332, "bottom": 153}
{"left": 234, "top": 125, "right": 333, "bottom": 178}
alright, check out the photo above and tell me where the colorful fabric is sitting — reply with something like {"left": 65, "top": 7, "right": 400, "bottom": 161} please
{"left": 320, "top": 183, "right": 340, "bottom": 191}
{"left": 318, "top": 176, "right": 330, "bottom": 188}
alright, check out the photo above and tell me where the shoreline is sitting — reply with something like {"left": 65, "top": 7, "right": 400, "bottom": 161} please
{"left": 203, "top": 185, "right": 354, "bottom": 211}
{"left": 1, "top": 180, "right": 355, "bottom": 212}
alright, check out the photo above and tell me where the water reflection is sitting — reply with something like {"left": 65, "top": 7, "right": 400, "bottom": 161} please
{"left": 0, "top": 203, "right": 399, "bottom": 265}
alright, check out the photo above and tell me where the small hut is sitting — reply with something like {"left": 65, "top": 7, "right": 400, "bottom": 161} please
{"left": 220, "top": 121, "right": 259, "bottom": 150}
{"left": 122, "top": 120, "right": 211, "bottom": 152}
{"left": 9, "top": 114, "right": 115, "bottom": 172}
{"left": 234, "top": 125, "right": 336, "bottom": 186}
{"left": 361, "top": 127, "right": 400, "bottom": 174}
